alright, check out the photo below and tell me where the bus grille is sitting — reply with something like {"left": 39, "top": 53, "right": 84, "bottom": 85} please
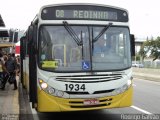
{"left": 55, "top": 73, "right": 123, "bottom": 96}
{"left": 69, "top": 98, "right": 112, "bottom": 108}
{"left": 55, "top": 73, "right": 123, "bottom": 83}
{"left": 70, "top": 104, "right": 110, "bottom": 108}
{"left": 65, "top": 89, "right": 114, "bottom": 95}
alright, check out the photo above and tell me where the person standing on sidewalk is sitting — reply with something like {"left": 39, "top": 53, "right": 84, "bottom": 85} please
{"left": 0, "top": 52, "right": 9, "bottom": 90}
{"left": 3, "top": 53, "right": 18, "bottom": 90}
{"left": 0, "top": 53, "right": 5, "bottom": 78}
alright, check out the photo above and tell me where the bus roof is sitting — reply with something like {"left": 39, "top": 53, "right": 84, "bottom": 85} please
{"left": 0, "top": 14, "right": 5, "bottom": 27}
{"left": 40, "top": 3, "right": 128, "bottom": 12}
{"left": 38, "top": 3, "right": 129, "bottom": 22}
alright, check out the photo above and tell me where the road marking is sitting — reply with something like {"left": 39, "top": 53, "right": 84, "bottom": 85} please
{"left": 131, "top": 105, "right": 152, "bottom": 114}
{"left": 30, "top": 103, "right": 39, "bottom": 120}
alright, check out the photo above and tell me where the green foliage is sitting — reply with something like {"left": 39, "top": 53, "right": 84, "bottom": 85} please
{"left": 132, "top": 55, "right": 140, "bottom": 61}
{"left": 139, "top": 36, "right": 160, "bottom": 61}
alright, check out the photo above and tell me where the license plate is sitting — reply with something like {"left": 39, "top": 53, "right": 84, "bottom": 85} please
{"left": 84, "top": 99, "right": 99, "bottom": 105}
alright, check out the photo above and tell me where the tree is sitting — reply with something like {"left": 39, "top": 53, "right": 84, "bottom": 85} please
{"left": 139, "top": 36, "right": 160, "bottom": 61}
{"left": 139, "top": 40, "right": 150, "bottom": 60}
{"left": 150, "top": 37, "right": 160, "bottom": 61}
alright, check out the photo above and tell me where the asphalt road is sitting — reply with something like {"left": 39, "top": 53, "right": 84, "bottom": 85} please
{"left": 132, "top": 78, "right": 160, "bottom": 114}
{"left": 20, "top": 78, "right": 160, "bottom": 120}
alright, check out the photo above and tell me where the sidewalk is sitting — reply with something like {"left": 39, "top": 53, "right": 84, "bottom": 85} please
{"left": 132, "top": 67, "right": 160, "bottom": 82}
{"left": 0, "top": 76, "right": 19, "bottom": 120}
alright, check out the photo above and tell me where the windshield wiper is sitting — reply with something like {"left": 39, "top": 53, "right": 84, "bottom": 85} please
{"left": 93, "top": 23, "right": 113, "bottom": 43}
{"left": 63, "top": 21, "right": 82, "bottom": 46}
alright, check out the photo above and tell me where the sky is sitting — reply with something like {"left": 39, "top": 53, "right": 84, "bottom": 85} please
{"left": 0, "top": 0, "right": 160, "bottom": 39}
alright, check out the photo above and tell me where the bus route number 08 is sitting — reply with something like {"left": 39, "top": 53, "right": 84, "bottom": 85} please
{"left": 56, "top": 10, "right": 64, "bottom": 18}
{"left": 65, "top": 84, "right": 86, "bottom": 91}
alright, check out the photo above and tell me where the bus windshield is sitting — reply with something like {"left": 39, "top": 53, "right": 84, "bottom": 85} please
{"left": 38, "top": 25, "right": 131, "bottom": 72}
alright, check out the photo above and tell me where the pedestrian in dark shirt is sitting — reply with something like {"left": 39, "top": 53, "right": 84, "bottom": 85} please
{"left": 3, "top": 53, "right": 17, "bottom": 90}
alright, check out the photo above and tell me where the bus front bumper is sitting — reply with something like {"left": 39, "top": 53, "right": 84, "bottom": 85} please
{"left": 37, "top": 86, "right": 133, "bottom": 112}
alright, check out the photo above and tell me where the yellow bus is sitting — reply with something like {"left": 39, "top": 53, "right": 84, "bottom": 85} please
{"left": 20, "top": 3, "right": 135, "bottom": 112}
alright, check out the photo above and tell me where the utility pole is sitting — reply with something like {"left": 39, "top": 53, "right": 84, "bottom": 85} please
{"left": 11, "top": 30, "right": 15, "bottom": 53}
{"left": 135, "top": 45, "right": 137, "bottom": 64}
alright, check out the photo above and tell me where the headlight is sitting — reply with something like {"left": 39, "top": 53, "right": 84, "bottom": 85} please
{"left": 48, "top": 87, "right": 55, "bottom": 94}
{"left": 127, "top": 79, "right": 132, "bottom": 86}
{"left": 39, "top": 79, "right": 69, "bottom": 98}
{"left": 111, "top": 79, "right": 132, "bottom": 96}
{"left": 41, "top": 82, "right": 48, "bottom": 89}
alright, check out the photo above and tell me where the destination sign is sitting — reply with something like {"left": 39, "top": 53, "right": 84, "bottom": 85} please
{"left": 55, "top": 10, "right": 117, "bottom": 20}
{"left": 41, "top": 5, "right": 128, "bottom": 22}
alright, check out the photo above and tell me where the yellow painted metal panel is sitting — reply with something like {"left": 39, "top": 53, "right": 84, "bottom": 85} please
{"left": 37, "top": 87, "right": 133, "bottom": 112}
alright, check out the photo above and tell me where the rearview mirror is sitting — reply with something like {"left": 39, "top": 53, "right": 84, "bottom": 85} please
{"left": 130, "top": 34, "right": 135, "bottom": 56}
